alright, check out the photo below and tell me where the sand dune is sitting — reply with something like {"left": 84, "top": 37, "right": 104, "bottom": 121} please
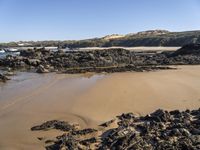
{"left": 0, "top": 66, "right": 200, "bottom": 149}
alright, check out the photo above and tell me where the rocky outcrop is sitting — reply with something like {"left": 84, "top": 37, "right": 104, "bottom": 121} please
{"left": 0, "top": 44, "right": 200, "bottom": 76}
{"left": 171, "top": 43, "right": 200, "bottom": 56}
{"left": 31, "top": 108, "right": 200, "bottom": 150}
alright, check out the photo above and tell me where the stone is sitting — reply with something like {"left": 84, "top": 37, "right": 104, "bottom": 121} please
{"left": 191, "top": 128, "right": 200, "bottom": 135}
{"left": 31, "top": 120, "right": 75, "bottom": 132}
{"left": 2, "top": 71, "right": 15, "bottom": 76}
{"left": 150, "top": 109, "right": 170, "bottom": 122}
{"left": 80, "top": 137, "right": 97, "bottom": 146}
{"left": 0, "top": 73, "right": 10, "bottom": 82}
{"left": 72, "top": 128, "right": 97, "bottom": 135}
{"left": 36, "top": 65, "right": 49, "bottom": 73}
{"left": 26, "top": 59, "right": 41, "bottom": 66}
{"left": 99, "top": 119, "right": 115, "bottom": 127}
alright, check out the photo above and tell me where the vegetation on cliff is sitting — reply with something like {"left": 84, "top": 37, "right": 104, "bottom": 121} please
{"left": 1, "top": 30, "right": 200, "bottom": 49}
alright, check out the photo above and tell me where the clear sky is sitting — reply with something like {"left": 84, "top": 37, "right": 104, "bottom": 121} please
{"left": 0, "top": 0, "right": 200, "bottom": 42}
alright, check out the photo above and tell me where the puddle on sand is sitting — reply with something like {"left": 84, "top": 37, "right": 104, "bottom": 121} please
{"left": 0, "top": 72, "right": 105, "bottom": 104}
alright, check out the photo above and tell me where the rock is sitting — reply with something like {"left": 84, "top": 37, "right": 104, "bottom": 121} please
{"left": 3, "top": 71, "right": 15, "bottom": 76}
{"left": 2, "top": 45, "right": 200, "bottom": 77}
{"left": 150, "top": 109, "right": 170, "bottom": 122}
{"left": 20, "top": 49, "right": 41, "bottom": 57}
{"left": 117, "top": 112, "right": 135, "bottom": 120}
{"left": 99, "top": 119, "right": 115, "bottom": 127}
{"left": 170, "top": 109, "right": 181, "bottom": 116}
{"left": 31, "top": 120, "right": 76, "bottom": 132}
{"left": 171, "top": 43, "right": 200, "bottom": 56}
{"left": 72, "top": 128, "right": 97, "bottom": 135}
{"left": 179, "top": 128, "right": 191, "bottom": 137}
{"left": 0, "top": 73, "right": 10, "bottom": 82}
{"left": 26, "top": 59, "right": 41, "bottom": 66}
{"left": 37, "top": 137, "right": 44, "bottom": 141}
{"left": 191, "top": 109, "right": 200, "bottom": 116}
{"left": 190, "top": 135, "right": 200, "bottom": 144}
{"left": 31, "top": 108, "right": 200, "bottom": 149}
{"left": 80, "top": 137, "right": 97, "bottom": 146}
{"left": 36, "top": 65, "right": 49, "bottom": 73}
{"left": 191, "top": 128, "right": 200, "bottom": 135}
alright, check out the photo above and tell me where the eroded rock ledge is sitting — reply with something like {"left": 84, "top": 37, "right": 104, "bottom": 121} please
{"left": 31, "top": 108, "right": 200, "bottom": 150}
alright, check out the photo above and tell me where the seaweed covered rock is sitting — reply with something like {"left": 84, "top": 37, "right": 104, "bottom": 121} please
{"left": 31, "top": 108, "right": 200, "bottom": 150}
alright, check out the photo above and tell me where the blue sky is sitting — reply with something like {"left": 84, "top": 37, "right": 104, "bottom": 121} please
{"left": 0, "top": 0, "right": 200, "bottom": 42}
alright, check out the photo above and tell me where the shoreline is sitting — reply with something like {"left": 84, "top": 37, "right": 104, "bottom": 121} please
{"left": 0, "top": 44, "right": 200, "bottom": 82}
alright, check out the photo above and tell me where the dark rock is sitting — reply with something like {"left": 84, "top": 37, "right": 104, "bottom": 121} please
{"left": 171, "top": 43, "right": 200, "bottom": 56}
{"left": 99, "top": 119, "right": 115, "bottom": 127}
{"left": 0, "top": 73, "right": 10, "bottom": 82}
{"left": 72, "top": 128, "right": 97, "bottom": 135}
{"left": 150, "top": 109, "right": 170, "bottom": 122}
{"left": 31, "top": 120, "right": 75, "bottom": 132}
{"left": 170, "top": 109, "right": 181, "bottom": 116}
{"left": 26, "top": 59, "right": 41, "bottom": 66}
{"left": 80, "top": 137, "right": 97, "bottom": 146}
{"left": 36, "top": 65, "right": 49, "bottom": 73}
{"left": 37, "top": 137, "right": 44, "bottom": 141}
{"left": 31, "top": 108, "right": 200, "bottom": 149}
{"left": 117, "top": 112, "right": 135, "bottom": 120}
{"left": 191, "top": 128, "right": 200, "bottom": 135}
{"left": 2, "top": 44, "right": 200, "bottom": 77}
{"left": 179, "top": 128, "right": 191, "bottom": 137}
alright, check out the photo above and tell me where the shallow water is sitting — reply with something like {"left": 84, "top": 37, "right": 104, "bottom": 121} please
{"left": 0, "top": 72, "right": 105, "bottom": 103}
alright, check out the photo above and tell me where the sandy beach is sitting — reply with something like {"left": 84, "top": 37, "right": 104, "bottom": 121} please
{"left": 0, "top": 66, "right": 200, "bottom": 149}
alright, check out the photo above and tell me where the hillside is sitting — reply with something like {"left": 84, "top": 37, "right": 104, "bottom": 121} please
{"left": 1, "top": 30, "right": 200, "bottom": 48}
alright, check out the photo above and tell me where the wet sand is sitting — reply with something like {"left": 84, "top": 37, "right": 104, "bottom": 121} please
{"left": 0, "top": 66, "right": 200, "bottom": 149}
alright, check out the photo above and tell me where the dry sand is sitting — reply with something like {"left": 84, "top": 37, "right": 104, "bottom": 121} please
{"left": 0, "top": 66, "right": 200, "bottom": 149}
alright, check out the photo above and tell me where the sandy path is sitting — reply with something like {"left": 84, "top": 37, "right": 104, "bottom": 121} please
{"left": 0, "top": 66, "right": 200, "bottom": 149}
